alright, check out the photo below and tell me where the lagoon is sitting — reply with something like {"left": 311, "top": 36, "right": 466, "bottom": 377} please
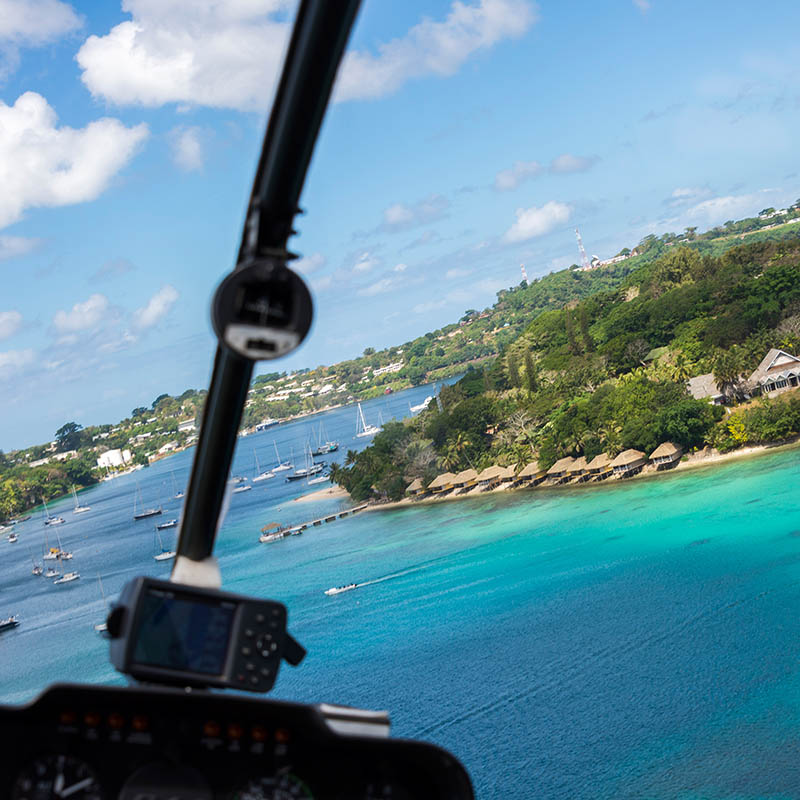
{"left": 2, "top": 386, "right": 800, "bottom": 798}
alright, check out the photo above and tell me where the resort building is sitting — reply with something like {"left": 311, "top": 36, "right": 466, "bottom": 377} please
{"left": 586, "top": 453, "right": 612, "bottom": 481}
{"left": 516, "top": 461, "right": 546, "bottom": 486}
{"left": 567, "top": 456, "right": 588, "bottom": 483}
{"left": 452, "top": 468, "right": 479, "bottom": 493}
{"left": 405, "top": 478, "right": 424, "bottom": 497}
{"left": 427, "top": 472, "right": 455, "bottom": 494}
{"left": 547, "top": 456, "right": 575, "bottom": 485}
{"left": 687, "top": 373, "right": 726, "bottom": 404}
{"left": 498, "top": 465, "right": 517, "bottom": 486}
{"left": 747, "top": 348, "right": 800, "bottom": 395}
{"left": 610, "top": 449, "right": 646, "bottom": 477}
{"left": 476, "top": 465, "right": 505, "bottom": 491}
{"left": 649, "top": 442, "right": 683, "bottom": 469}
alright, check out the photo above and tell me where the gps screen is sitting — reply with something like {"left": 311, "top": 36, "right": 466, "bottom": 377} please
{"left": 133, "top": 590, "right": 235, "bottom": 676}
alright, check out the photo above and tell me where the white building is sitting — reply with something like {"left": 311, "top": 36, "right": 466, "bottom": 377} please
{"left": 97, "top": 448, "right": 133, "bottom": 469}
{"left": 177, "top": 419, "right": 196, "bottom": 433}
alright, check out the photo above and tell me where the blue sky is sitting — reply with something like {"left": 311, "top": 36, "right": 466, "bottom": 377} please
{"left": 1, "top": 0, "right": 800, "bottom": 449}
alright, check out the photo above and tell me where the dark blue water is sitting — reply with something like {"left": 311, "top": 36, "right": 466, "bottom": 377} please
{"left": 3, "top": 389, "right": 800, "bottom": 798}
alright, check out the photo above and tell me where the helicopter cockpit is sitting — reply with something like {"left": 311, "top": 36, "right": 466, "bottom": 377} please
{"left": 0, "top": 2, "right": 474, "bottom": 797}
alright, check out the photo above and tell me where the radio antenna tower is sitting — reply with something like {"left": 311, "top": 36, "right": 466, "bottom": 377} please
{"left": 574, "top": 227, "right": 590, "bottom": 271}
{"left": 520, "top": 264, "right": 528, "bottom": 285}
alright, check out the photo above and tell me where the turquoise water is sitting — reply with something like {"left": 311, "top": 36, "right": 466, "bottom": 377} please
{"left": 3, "top": 396, "right": 800, "bottom": 797}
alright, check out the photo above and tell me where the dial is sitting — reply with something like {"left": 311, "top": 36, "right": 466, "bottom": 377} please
{"left": 230, "top": 772, "right": 313, "bottom": 800}
{"left": 12, "top": 754, "right": 104, "bottom": 800}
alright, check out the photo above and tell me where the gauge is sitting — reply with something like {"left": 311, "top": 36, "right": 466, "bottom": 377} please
{"left": 12, "top": 754, "right": 104, "bottom": 800}
{"left": 230, "top": 772, "right": 313, "bottom": 800}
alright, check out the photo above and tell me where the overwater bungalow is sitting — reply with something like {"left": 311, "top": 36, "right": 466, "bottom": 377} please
{"left": 516, "top": 460, "right": 547, "bottom": 487}
{"left": 476, "top": 465, "right": 505, "bottom": 491}
{"left": 405, "top": 478, "right": 425, "bottom": 497}
{"left": 586, "top": 453, "right": 612, "bottom": 481}
{"left": 649, "top": 442, "right": 683, "bottom": 470}
{"left": 428, "top": 471, "right": 456, "bottom": 494}
{"left": 546, "top": 456, "right": 575, "bottom": 485}
{"left": 610, "top": 449, "right": 646, "bottom": 478}
{"left": 452, "top": 468, "right": 479, "bottom": 494}
{"left": 566, "top": 456, "right": 589, "bottom": 483}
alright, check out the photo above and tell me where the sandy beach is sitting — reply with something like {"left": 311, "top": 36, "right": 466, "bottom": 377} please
{"left": 359, "top": 437, "right": 800, "bottom": 513}
{"left": 292, "top": 484, "right": 350, "bottom": 503}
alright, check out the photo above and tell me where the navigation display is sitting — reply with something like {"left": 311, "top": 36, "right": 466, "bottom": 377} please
{"left": 133, "top": 590, "right": 235, "bottom": 676}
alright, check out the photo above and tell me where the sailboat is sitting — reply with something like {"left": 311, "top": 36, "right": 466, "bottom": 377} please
{"left": 31, "top": 558, "right": 43, "bottom": 576}
{"left": 252, "top": 449, "right": 274, "bottom": 482}
{"left": 133, "top": 481, "right": 162, "bottom": 520}
{"left": 71, "top": 485, "right": 91, "bottom": 514}
{"left": 355, "top": 402, "right": 381, "bottom": 438}
{"left": 311, "top": 422, "right": 339, "bottom": 456}
{"left": 271, "top": 441, "right": 293, "bottom": 472}
{"left": 94, "top": 576, "right": 109, "bottom": 632}
{"left": 53, "top": 554, "right": 79, "bottom": 584}
{"left": 42, "top": 497, "right": 65, "bottom": 526}
{"left": 286, "top": 443, "right": 324, "bottom": 482}
{"left": 153, "top": 529, "right": 176, "bottom": 561}
{"left": 171, "top": 471, "right": 185, "bottom": 499}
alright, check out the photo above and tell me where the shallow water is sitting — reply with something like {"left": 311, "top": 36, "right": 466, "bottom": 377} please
{"left": 3, "top": 403, "right": 800, "bottom": 798}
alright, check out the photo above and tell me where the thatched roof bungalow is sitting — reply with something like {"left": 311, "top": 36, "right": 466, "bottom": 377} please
{"left": 649, "top": 442, "right": 683, "bottom": 468}
{"left": 610, "top": 449, "right": 646, "bottom": 477}
{"left": 586, "top": 452, "right": 612, "bottom": 481}
{"left": 405, "top": 478, "right": 424, "bottom": 496}
{"left": 476, "top": 465, "right": 505, "bottom": 487}
{"left": 452, "top": 468, "right": 479, "bottom": 492}
{"left": 546, "top": 456, "right": 574, "bottom": 485}
{"left": 517, "top": 460, "right": 546, "bottom": 485}
{"left": 566, "top": 456, "right": 588, "bottom": 482}
{"left": 498, "top": 465, "right": 517, "bottom": 483}
{"left": 427, "top": 472, "right": 455, "bottom": 493}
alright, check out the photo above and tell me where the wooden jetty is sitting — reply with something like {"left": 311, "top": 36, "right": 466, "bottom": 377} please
{"left": 258, "top": 503, "right": 369, "bottom": 543}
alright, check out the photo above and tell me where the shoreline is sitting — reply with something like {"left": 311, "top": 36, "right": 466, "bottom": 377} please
{"left": 292, "top": 484, "right": 350, "bottom": 504}
{"left": 357, "top": 437, "right": 800, "bottom": 514}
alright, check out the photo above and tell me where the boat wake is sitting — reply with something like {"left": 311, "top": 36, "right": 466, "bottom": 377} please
{"left": 324, "top": 565, "right": 424, "bottom": 596}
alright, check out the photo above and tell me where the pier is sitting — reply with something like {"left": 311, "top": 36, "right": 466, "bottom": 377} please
{"left": 259, "top": 504, "right": 369, "bottom": 542}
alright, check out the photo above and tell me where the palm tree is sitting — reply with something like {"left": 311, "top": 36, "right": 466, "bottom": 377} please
{"left": 712, "top": 351, "right": 745, "bottom": 401}
{"left": 344, "top": 449, "right": 358, "bottom": 467}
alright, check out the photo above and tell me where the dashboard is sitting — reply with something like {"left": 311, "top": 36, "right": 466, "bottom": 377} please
{"left": 0, "top": 683, "right": 473, "bottom": 799}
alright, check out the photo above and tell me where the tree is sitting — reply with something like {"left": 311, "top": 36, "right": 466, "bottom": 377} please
{"left": 564, "top": 308, "right": 580, "bottom": 354}
{"left": 712, "top": 350, "right": 746, "bottom": 401}
{"left": 152, "top": 393, "right": 169, "bottom": 409}
{"left": 523, "top": 350, "right": 537, "bottom": 393}
{"left": 363, "top": 347, "right": 376, "bottom": 357}
{"left": 131, "top": 407, "right": 148, "bottom": 418}
{"left": 55, "top": 422, "right": 83, "bottom": 452}
{"left": 507, "top": 353, "right": 521, "bottom": 388}
{"left": 578, "top": 305, "right": 594, "bottom": 352}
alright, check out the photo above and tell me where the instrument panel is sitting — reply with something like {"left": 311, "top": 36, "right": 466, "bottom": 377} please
{"left": 0, "top": 684, "right": 473, "bottom": 799}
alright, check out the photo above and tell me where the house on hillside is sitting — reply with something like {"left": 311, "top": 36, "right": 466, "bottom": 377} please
{"left": 747, "top": 349, "right": 800, "bottom": 396}
{"left": 687, "top": 373, "right": 726, "bottom": 405}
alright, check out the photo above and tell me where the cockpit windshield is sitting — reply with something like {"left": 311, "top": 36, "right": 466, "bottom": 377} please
{"left": 3, "top": 1, "right": 800, "bottom": 798}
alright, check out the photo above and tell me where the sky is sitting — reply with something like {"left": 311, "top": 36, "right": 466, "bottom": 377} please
{"left": 1, "top": 0, "right": 800, "bottom": 450}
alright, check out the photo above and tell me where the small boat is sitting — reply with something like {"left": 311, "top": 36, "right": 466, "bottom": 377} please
{"left": 252, "top": 449, "right": 274, "bottom": 482}
{"left": 133, "top": 481, "right": 162, "bottom": 520}
{"left": 156, "top": 519, "right": 178, "bottom": 530}
{"left": 31, "top": 563, "right": 43, "bottom": 576}
{"left": 7, "top": 532, "right": 18, "bottom": 543}
{"left": 0, "top": 615, "right": 20, "bottom": 632}
{"left": 54, "top": 571, "right": 80, "bottom": 585}
{"left": 410, "top": 395, "right": 433, "bottom": 414}
{"left": 355, "top": 402, "right": 380, "bottom": 438}
{"left": 153, "top": 529, "right": 176, "bottom": 561}
{"left": 170, "top": 471, "right": 184, "bottom": 499}
{"left": 231, "top": 475, "right": 247, "bottom": 484}
{"left": 271, "top": 442, "right": 293, "bottom": 472}
{"left": 259, "top": 522, "right": 286, "bottom": 543}
{"left": 44, "top": 566, "right": 59, "bottom": 578}
{"left": 94, "top": 576, "right": 109, "bottom": 632}
{"left": 232, "top": 483, "right": 252, "bottom": 494}
{"left": 311, "top": 422, "right": 339, "bottom": 456}
{"left": 307, "top": 474, "right": 330, "bottom": 486}
{"left": 324, "top": 584, "right": 357, "bottom": 596}
{"left": 255, "top": 418, "right": 279, "bottom": 431}
{"left": 286, "top": 462, "right": 324, "bottom": 482}
{"left": 42, "top": 497, "right": 65, "bottom": 526}
{"left": 71, "top": 485, "right": 90, "bottom": 514}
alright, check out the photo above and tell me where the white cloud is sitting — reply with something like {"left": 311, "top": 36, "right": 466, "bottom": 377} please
{"left": 494, "top": 160, "right": 542, "bottom": 191}
{"left": 0, "top": 0, "right": 81, "bottom": 43}
{"left": 666, "top": 186, "right": 712, "bottom": 207}
{"left": 503, "top": 200, "right": 572, "bottom": 243}
{"left": 53, "top": 293, "right": 110, "bottom": 334}
{"left": 169, "top": 125, "right": 203, "bottom": 171}
{"left": 0, "top": 92, "right": 148, "bottom": 230}
{"left": 132, "top": 284, "right": 178, "bottom": 330}
{"left": 351, "top": 251, "right": 380, "bottom": 274}
{"left": 357, "top": 277, "right": 396, "bottom": 297}
{"left": 77, "top": 0, "right": 536, "bottom": 110}
{"left": 0, "top": 348, "right": 35, "bottom": 380}
{"left": 0, "top": 234, "right": 39, "bottom": 261}
{"left": 446, "top": 267, "right": 472, "bottom": 279}
{"left": 413, "top": 299, "right": 447, "bottom": 314}
{"left": 311, "top": 275, "right": 333, "bottom": 293}
{"left": 337, "top": 0, "right": 537, "bottom": 102}
{"left": 549, "top": 153, "right": 598, "bottom": 174}
{"left": 294, "top": 252, "right": 325, "bottom": 276}
{"left": 381, "top": 194, "right": 449, "bottom": 232}
{"left": 0, "top": 0, "right": 81, "bottom": 78}
{"left": 0, "top": 310, "right": 22, "bottom": 340}
{"left": 633, "top": 0, "right": 651, "bottom": 11}
{"left": 393, "top": 263, "right": 407, "bottom": 272}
